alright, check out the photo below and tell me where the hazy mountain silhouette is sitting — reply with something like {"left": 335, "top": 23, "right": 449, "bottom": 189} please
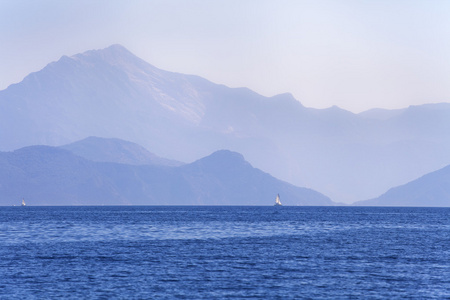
{"left": 177, "top": 150, "right": 332, "bottom": 206}
{"left": 1, "top": 44, "right": 450, "bottom": 203}
{"left": 60, "top": 136, "right": 183, "bottom": 167}
{"left": 0, "top": 145, "right": 333, "bottom": 206}
{"left": 354, "top": 164, "right": 450, "bottom": 207}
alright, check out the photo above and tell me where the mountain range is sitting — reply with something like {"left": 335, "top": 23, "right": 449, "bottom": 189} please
{"left": 0, "top": 137, "right": 333, "bottom": 206}
{"left": 1, "top": 44, "right": 450, "bottom": 204}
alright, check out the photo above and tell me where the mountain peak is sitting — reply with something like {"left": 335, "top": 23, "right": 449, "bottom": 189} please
{"left": 93, "top": 44, "right": 135, "bottom": 58}
{"left": 207, "top": 150, "right": 246, "bottom": 162}
{"left": 105, "top": 44, "right": 129, "bottom": 52}
{"left": 72, "top": 44, "right": 147, "bottom": 68}
{"left": 186, "top": 150, "right": 250, "bottom": 172}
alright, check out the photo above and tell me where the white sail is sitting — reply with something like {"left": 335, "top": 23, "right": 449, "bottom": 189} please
{"left": 21, "top": 198, "right": 26, "bottom": 206}
{"left": 274, "top": 194, "right": 282, "bottom": 206}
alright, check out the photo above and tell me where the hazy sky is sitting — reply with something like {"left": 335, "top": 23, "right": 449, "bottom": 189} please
{"left": 1, "top": 0, "right": 450, "bottom": 112}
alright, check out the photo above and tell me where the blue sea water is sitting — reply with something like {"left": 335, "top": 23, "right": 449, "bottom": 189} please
{"left": 0, "top": 206, "right": 449, "bottom": 299}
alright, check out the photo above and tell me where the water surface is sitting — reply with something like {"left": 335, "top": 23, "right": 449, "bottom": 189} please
{"left": 1, "top": 206, "right": 449, "bottom": 298}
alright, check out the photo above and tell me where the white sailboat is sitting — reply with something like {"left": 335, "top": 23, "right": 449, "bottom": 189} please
{"left": 274, "top": 194, "right": 282, "bottom": 206}
{"left": 21, "top": 198, "right": 26, "bottom": 206}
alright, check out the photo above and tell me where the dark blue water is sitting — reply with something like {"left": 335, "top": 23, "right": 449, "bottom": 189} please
{"left": 1, "top": 206, "right": 449, "bottom": 299}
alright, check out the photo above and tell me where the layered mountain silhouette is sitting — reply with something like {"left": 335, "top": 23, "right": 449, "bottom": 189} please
{"left": 60, "top": 136, "right": 183, "bottom": 167}
{"left": 354, "top": 164, "right": 450, "bottom": 207}
{"left": 0, "top": 142, "right": 333, "bottom": 206}
{"left": 1, "top": 44, "right": 450, "bottom": 203}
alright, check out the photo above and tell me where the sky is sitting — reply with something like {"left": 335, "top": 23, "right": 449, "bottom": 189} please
{"left": 1, "top": 0, "right": 450, "bottom": 113}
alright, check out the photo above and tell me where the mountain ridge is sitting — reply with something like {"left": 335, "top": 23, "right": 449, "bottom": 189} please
{"left": 1, "top": 44, "right": 450, "bottom": 204}
{"left": 0, "top": 144, "right": 334, "bottom": 206}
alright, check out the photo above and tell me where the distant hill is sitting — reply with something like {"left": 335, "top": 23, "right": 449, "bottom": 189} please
{"left": 60, "top": 136, "right": 183, "bottom": 167}
{"left": 0, "top": 146, "right": 334, "bottom": 206}
{"left": 177, "top": 150, "right": 333, "bottom": 206}
{"left": 2, "top": 44, "right": 450, "bottom": 203}
{"left": 354, "top": 164, "right": 450, "bottom": 207}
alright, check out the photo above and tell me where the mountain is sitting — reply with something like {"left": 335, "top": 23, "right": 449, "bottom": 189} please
{"left": 1, "top": 44, "right": 450, "bottom": 203}
{"left": 60, "top": 136, "right": 183, "bottom": 167}
{"left": 0, "top": 146, "right": 334, "bottom": 206}
{"left": 354, "top": 164, "right": 450, "bottom": 207}
{"left": 177, "top": 150, "right": 332, "bottom": 206}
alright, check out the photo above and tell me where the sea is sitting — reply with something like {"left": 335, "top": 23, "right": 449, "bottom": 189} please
{"left": 1, "top": 206, "right": 449, "bottom": 299}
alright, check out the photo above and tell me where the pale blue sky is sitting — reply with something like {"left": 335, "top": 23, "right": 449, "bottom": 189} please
{"left": 1, "top": 0, "right": 450, "bottom": 112}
